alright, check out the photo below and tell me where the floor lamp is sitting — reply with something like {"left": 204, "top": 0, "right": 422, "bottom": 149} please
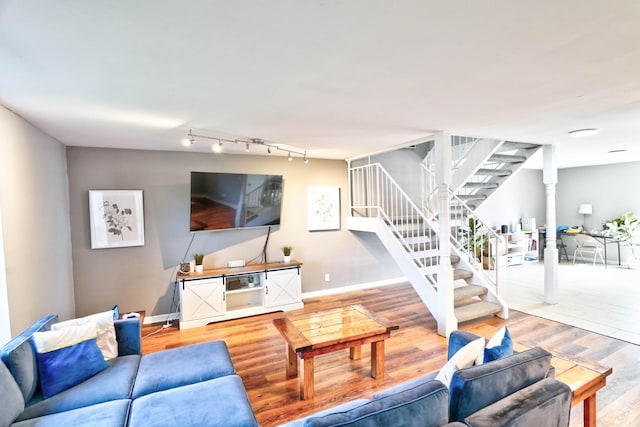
{"left": 578, "top": 204, "right": 592, "bottom": 231}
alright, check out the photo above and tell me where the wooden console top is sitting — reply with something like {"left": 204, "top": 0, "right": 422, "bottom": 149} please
{"left": 177, "top": 260, "right": 302, "bottom": 280}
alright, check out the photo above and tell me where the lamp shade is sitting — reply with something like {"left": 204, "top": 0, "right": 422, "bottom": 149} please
{"left": 578, "top": 204, "right": 593, "bottom": 215}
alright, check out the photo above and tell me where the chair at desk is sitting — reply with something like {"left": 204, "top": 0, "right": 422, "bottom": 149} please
{"left": 557, "top": 238, "right": 569, "bottom": 261}
{"left": 572, "top": 234, "right": 605, "bottom": 266}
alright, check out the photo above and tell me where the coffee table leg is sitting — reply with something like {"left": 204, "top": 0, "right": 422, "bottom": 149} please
{"left": 286, "top": 344, "right": 298, "bottom": 377}
{"left": 300, "top": 357, "right": 314, "bottom": 400}
{"left": 350, "top": 345, "right": 361, "bottom": 360}
{"left": 584, "top": 394, "right": 596, "bottom": 427}
{"left": 371, "top": 341, "right": 384, "bottom": 379}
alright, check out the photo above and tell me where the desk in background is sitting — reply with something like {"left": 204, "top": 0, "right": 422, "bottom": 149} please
{"left": 558, "top": 231, "right": 620, "bottom": 268}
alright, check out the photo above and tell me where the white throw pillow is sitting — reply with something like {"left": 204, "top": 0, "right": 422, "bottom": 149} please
{"left": 486, "top": 326, "right": 506, "bottom": 348}
{"left": 435, "top": 337, "right": 484, "bottom": 388}
{"left": 52, "top": 310, "right": 117, "bottom": 360}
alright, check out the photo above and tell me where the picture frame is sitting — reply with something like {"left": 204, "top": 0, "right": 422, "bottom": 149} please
{"left": 89, "top": 190, "right": 145, "bottom": 249}
{"left": 307, "top": 186, "right": 340, "bottom": 231}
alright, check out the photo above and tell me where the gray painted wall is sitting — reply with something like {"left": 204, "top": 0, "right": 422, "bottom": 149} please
{"left": 556, "top": 162, "right": 640, "bottom": 263}
{"left": 0, "top": 106, "right": 75, "bottom": 336}
{"left": 557, "top": 163, "right": 640, "bottom": 232}
{"left": 476, "top": 169, "right": 546, "bottom": 231}
{"left": 66, "top": 147, "right": 401, "bottom": 317}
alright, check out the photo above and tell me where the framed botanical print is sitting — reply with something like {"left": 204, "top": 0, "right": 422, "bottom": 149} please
{"left": 89, "top": 190, "right": 145, "bottom": 249}
{"left": 307, "top": 186, "right": 340, "bottom": 231}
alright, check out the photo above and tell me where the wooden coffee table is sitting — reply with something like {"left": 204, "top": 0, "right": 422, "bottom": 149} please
{"left": 272, "top": 304, "right": 399, "bottom": 399}
{"left": 516, "top": 343, "right": 612, "bottom": 427}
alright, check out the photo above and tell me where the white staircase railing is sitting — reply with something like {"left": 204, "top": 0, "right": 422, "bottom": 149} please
{"left": 448, "top": 190, "right": 506, "bottom": 293}
{"left": 421, "top": 136, "right": 482, "bottom": 215}
{"left": 350, "top": 163, "right": 438, "bottom": 288}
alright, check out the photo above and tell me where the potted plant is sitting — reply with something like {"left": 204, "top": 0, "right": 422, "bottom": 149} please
{"left": 281, "top": 246, "right": 293, "bottom": 263}
{"left": 604, "top": 212, "right": 640, "bottom": 267}
{"left": 460, "top": 217, "right": 487, "bottom": 262}
{"left": 193, "top": 253, "right": 204, "bottom": 273}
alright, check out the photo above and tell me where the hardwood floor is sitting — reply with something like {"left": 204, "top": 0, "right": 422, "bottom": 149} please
{"left": 141, "top": 283, "right": 640, "bottom": 426}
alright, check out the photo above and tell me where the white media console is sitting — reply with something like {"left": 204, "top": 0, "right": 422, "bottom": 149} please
{"left": 177, "top": 261, "right": 303, "bottom": 329}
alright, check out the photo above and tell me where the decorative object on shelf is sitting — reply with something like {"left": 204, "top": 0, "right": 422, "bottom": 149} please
{"left": 193, "top": 253, "right": 204, "bottom": 273}
{"left": 89, "top": 190, "right": 145, "bottom": 249}
{"left": 179, "top": 262, "right": 192, "bottom": 274}
{"left": 307, "top": 186, "right": 340, "bottom": 231}
{"left": 578, "top": 204, "right": 592, "bottom": 231}
{"left": 281, "top": 246, "right": 293, "bottom": 263}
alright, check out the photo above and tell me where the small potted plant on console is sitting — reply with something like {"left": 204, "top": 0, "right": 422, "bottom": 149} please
{"left": 281, "top": 246, "right": 293, "bottom": 263}
{"left": 193, "top": 253, "right": 204, "bottom": 272}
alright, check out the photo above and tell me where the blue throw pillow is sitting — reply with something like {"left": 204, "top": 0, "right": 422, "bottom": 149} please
{"left": 32, "top": 321, "right": 108, "bottom": 399}
{"left": 483, "top": 326, "right": 513, "bottom": 363}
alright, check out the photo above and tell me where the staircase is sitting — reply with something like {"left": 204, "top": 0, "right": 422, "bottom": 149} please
{"left": 453, "top": 141, "right": 542, "bottom": 210}
{"left": 348, "top": 163, "right": 507, "bottom": 335}
{"left": 348, "top": 137, "right": 542, "bottom": 335}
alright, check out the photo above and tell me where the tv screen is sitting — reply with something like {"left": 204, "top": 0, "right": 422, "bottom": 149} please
{"left": 190, "top": 171, "right": 283, "bottom": 232}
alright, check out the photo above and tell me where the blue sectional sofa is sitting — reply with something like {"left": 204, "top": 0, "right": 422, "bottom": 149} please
{"left": 280, "top": 330, "right": 572, "bottom": 427}
{"left": 1, "top": 314, "right": 258, "bottom": 427}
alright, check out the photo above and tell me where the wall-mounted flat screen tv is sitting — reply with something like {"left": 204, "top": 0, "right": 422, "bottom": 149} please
{"left": 190, "top": 171, "right": 283, "bottom": 232}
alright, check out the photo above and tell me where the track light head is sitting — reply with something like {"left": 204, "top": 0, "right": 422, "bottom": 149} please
{"left": 184, "top": 130, "right": 307, "bottom": 163}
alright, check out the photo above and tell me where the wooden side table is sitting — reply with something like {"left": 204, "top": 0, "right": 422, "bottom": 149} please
{"left": 120, "top": 310, "right": 146, "bottom": 324}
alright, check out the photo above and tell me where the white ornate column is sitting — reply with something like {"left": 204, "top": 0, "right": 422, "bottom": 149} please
{"left": 435, "top": 132, "right": 457, "bottom": 336}
{"left": 543, "top": 145, "right": 559, "bottom": 304}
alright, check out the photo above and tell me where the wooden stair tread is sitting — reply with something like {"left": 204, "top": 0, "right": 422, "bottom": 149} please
{"left": 432, "top": 268, "right": 473, "bottom": 281}
{"left": 475, "top": 168, "right": 512, "bottom": 176}
{"left": 454, "top": 284, "right": 488, "bottom": 301}
{"left": 498, "top": 141, "right": 541, "bottom": 151}
{"left": 457, "top": 194, "right": 487, "bottom": 201}
{"left": 463, "top": 182, "right": 499, "bottom": 189}
{"left": 488, "top": 153, "right": 526, "bottom": 163}
{"left": 455, "top": 301, "right": 502, "bottom": 323}
{"left": 454, "top": 268, "right": 473, "bottom": 281}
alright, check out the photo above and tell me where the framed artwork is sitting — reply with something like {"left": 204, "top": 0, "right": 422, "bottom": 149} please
{"left": 89, "top": 190, "right": 145, "bottom": 249}
{"left": 307, "top": 186, "right": 340, "bottom": 231}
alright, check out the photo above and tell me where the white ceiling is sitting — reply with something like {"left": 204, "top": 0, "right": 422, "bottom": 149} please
{"left": 1, "top": 1, "right": 640, "bottom": 168}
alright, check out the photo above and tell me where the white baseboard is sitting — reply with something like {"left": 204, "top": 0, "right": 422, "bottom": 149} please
{"left": 301, "top": 276, "right": 406, "bottom": 299}
{"left": 143, "top": 312, "right": 179, "bottom": 325}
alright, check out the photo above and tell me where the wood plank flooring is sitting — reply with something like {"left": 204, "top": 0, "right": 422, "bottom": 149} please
{"left": 141, "top": 283, "right": 640, "bottom": 427}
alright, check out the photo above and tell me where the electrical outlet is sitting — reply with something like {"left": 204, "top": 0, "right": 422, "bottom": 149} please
{"left": 324, "top": 273, "right": 330, "bottom": 282}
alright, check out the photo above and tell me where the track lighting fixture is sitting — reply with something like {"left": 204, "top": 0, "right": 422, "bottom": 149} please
{"left": 184, "top": 129, "right": 308, "bottom": 163}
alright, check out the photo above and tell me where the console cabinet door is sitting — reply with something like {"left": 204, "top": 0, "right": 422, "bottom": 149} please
{"left": 264, "top": 268, "right": 301, "bottom": 308}
{"left": 180, "top": 277, "right": 226, "bottom": 321}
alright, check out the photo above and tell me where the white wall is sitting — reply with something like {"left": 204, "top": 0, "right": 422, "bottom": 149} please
{"left": 0, "top": 106, "right": 75, "bottom": 336}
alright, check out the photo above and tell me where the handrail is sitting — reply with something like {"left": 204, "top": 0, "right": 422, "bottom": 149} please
{"left": 350, "top": 163, "right": 438, "bottom": 287}
{"left": 448, "top": 190, "right": 506, "bottom": 292}
{"left": 421, "top": 136, "right": 481, "bottom": 216}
